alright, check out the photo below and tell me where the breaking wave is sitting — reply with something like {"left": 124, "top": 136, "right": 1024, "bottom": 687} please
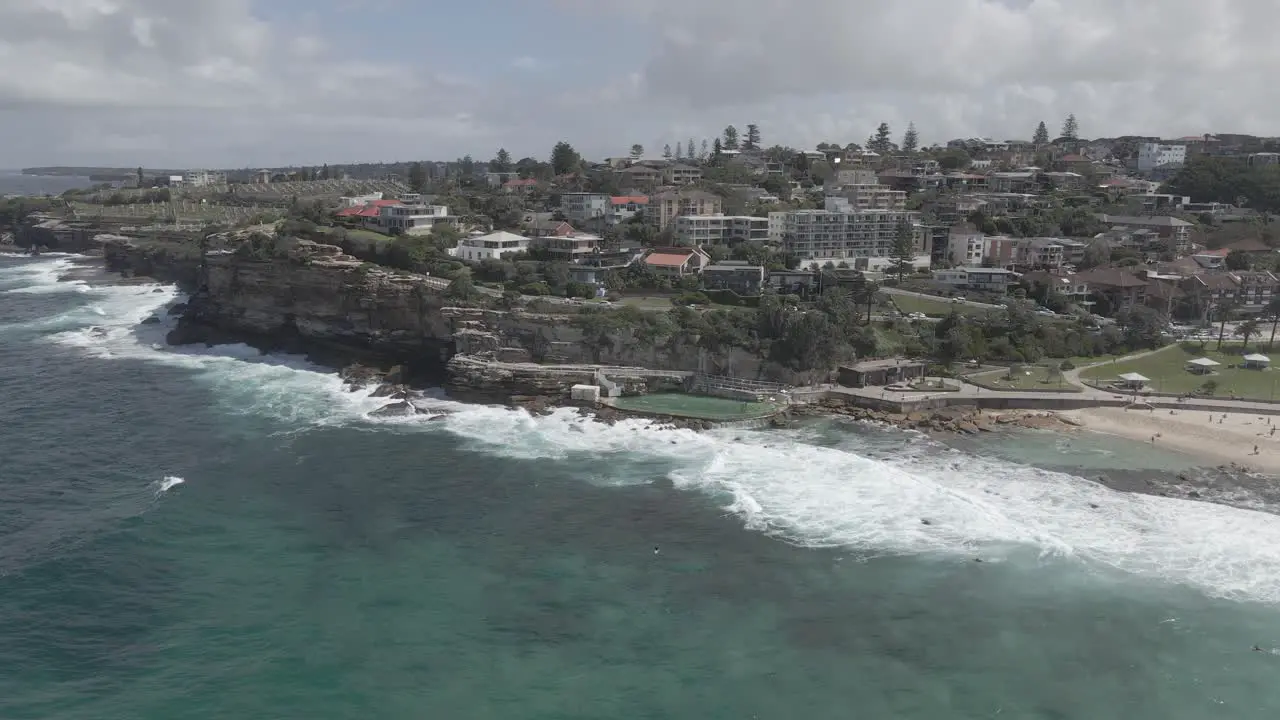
{"left": 15, "top": 255, "right": 1280, "bottom": 605}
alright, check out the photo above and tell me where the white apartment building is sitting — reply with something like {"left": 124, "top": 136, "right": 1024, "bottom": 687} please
{"left": 451, "top": 231, "right": 530, "bottom": 261}
{"left": 834, "top": 168, "right": 878, "bottom": 186}
{"left": 768, "top": 211, "right": 788, "bottom": 243}
{"left": 947, "top": 227, "right": 986, "bottom": 267}
{"left": 182, "top": 169, "right": 226, "bottom": 187}
{"left": 829, "top": 184, "right": 907, "bottom": 211}
{"left": 779, "top": 203, "right": 925, "bottom": 269}
{"left": 378, "top": 203, "right": 451, "bottom": 235}
{"left": 1136, "top": 143, "right": 1187, "bottom": 173}
{"left": 674, "top": 215, "right": 770, "bottom": 246}
{"left": 560, "top": 193, "right": 611, "bottom": 224}
{"left": 606, "top": 196, "right": 648, "bottom": 225}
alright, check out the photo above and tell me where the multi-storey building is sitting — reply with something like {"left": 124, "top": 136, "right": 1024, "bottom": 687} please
{"left": 778, "top": 200, "right": 924, "bottom": 269}
{"left": 560, "top": 193, "right": 611, "bottom": 224}
{"left": 533, "top": 233, "right": 600, "bottom": 261}
{"left": 181, "top": 169, "right": 226, "bottom": 187}
{"left": 673, "top": 215, "right": 770, "bottom": 246}
{"left": 606, "top": 196, "right": 648, "bottom": 225}
{"left": 829, "top": 184, "right": 907, "bottom": 211}
{"left": 649, "top": 190, "right": 723, "bottom": 231}
{"left": 451, "top": 231, "right": 530, "bottom": 261}
{"left": 946, "top": 225, "right": 986, "bottom": 267}
{"left": 1136, "top": 143, "right": 1187, "bottom": 173}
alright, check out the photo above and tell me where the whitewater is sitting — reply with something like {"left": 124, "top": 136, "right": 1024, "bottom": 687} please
{"left": 8, "top": 255, "right": 1280, "bottom": 606}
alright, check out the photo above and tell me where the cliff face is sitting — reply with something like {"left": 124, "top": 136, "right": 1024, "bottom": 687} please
{"left": 101, "top": 236, "right": 777, "bottom": 392}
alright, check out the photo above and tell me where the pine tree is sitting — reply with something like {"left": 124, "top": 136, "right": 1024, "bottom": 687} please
{"left": 407, "top": 162, "right": 426, "bottom": 191}
{"left": 744, "top": 124, "right": 761, "bottom": 150}
{"left": 700, "top": 139, "right": 709, "bottom": 160}
{"left": 630, "top": 144, "right": 645, "bottom": 160}
{"left": 901, "top": 122, "right": 919, "bottom": 153}
{"left": 870, "top": 122, "right": 893, "bottom": 153}
{"left": 663, "top": 143, "right": 673, "bottom": 159}
{"left": 1062, "top": 114, "right": 1079, "bottom": 140}
{"left": 1033, "top": 121, "right": 1050, "bottom": 145}
{"left": 889, "top": 219, "right": 916, "bottom": 281}
{"left": 723, "top": 126, "right": 740, "bottom": 150}
{"left": 673, "top": 142, "right": 683, "bottom": 160}
{"left": 550, "top": 141, "right": 580, "bottom": 176}
{"left": 713, "top": 137, "right": 724, "bottom": 159}
{"left": 492, "top": 148, "right": 513, "bottom": 172}
{"left": 686, "top": 138, "right": 696, "bottom": 160}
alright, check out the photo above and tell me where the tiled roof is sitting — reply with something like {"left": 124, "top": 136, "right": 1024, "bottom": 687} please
{"left": 503, "top": 178, "right": 539, "bottom": 187}
{"left": 335, "top": 199, "right": 398, "bottom": 217}
{"left": 645, "top": 253, "right": 693, "bottom": 267}
{"left": 1077, "top": 268, "right": 1148, "bottom": 288}
{"left": 610, "top": 195, "right": 649, "bottom": 205}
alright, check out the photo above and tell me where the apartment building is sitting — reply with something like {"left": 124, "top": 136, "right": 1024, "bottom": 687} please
{"left": 1023, "top": 270, "right": 1092, "bottom": 304}
{"left": 560, "top": 193, "right": 611, "bottom": 224}
{"left": 673, "top": 214, "right": 770, "bottom": 246}
{"left": 1096, "top": 214, "right": 1194, "bottom": 254}
{"left": 933, "top": 267, "right": 1019, "bottom": 293}
{"left": 1136, "top": 143, "right": 1187, "bottom": 173}
{"left": 829, "top": 184, "right": 906, "bottom": 211}
{"left": 181, "top": 169, "right": 226, "bottom": 187}
{"left": 1014, "top": 238, "right": 1065, "bottom": 270}
{"left": 702, "top": 261, "right": 766, "bottom": 294}
{"left": 664, "top": 163, "right": 702, "bottom": 185}
{"left": 778, "top": 203, "right": 924, "bottom": 269}
{"left": 378, "top": 202, "right": 451, "bottom": 235}
{"left": 649, "top": 190, "right": 723, "bottom": 230}
{"left": 946, "top": 225, "right": 986, "bottom": 267}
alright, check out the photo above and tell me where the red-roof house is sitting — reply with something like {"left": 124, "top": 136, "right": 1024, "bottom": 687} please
{"left": 334, "top": 199, "right": 399, "bottom": 219}
{"left": 643, "top": 247, "right": 710, "bottom": 279}
{"left": 502, "top": 178, "right": 540, "bottom": 194}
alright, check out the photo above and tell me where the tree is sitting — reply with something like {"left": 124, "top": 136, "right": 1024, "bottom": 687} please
{"left": 407, "top": 162, "right": 427, "bottom": 191}
{"left": 1216, "top": 300, "right": 1240, "bottom": 350}
{"left": 936, "top": 149, "right": 971, "bottom": 170}
{"left": 630, "top": 144, "right": 645, "bottom": 160}
{"left": 744, "top": 124, "right": 761, "bottom": 151}
{"left": 492, "top": 148, "right": 513, "bottom": 173}
{"left": 550, "top": 141, "right": 581, "bottom": 176}
{"left": 700, "top": 139, "right": 709, "bottom": 160}
{"left": 663, "top": 143, "right": 673, "bottom": 159}
{"left": 446, "top": 269, "right": 481, "bottom": 302}
{"left": 1226, "top": 249, "right": 1252, "bottom": 270}
{"left": 459, "top": 155, "right": 476, "bottom": 177}
{"left": 869, "top": 122, "right": 893, "bottom": 153}
{"left": 136, "top": 166, "right": 144, "bottom": 186}
{"left": 686, "top": 138, "right": 696, "bottom": 161}
{"left": 901, "top": 122, "right": 919, "bottom": 153}
{"left": 889, "top": 219, "right": 916, "bottom": 280}
{"left": 1033, "top": 121, "right": 1050, "bottom": 145}
{"left": 1061, "top": 114, "right": 1079, "bottom": 141}
{"left": 1237, "top": 318, "right": 1261, "bottom": 350}
{"left": 723, "top": 125, "right": 740, "bottom": 150}
{"left": 1266, "top": 296, "right": 1280, "bottom": 350}
{"left": 713, "top": 137, "right": 723, "bottom": 159}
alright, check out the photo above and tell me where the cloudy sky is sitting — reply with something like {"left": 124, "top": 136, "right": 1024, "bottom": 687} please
{"left": 1, "top": 0, "right": 1275, "bottom": 168}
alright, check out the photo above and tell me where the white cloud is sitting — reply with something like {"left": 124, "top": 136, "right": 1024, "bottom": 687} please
{"left": 3, "top": 0, "right": 1280, "bottom": 167}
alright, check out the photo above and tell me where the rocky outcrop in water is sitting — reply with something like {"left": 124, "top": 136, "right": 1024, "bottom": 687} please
{"left": 803, "top": 401, "right": 1079, "bottom": 435}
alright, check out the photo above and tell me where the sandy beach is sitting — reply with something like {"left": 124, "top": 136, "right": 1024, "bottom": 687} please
{"left": 1066, "top": 407, "right": 1280, "bottom": 474}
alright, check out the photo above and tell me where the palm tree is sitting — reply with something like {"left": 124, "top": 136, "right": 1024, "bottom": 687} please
{"left": 1215, "top": 300, "right": 1240, "bottom": 351}
{"left": 1265, "top": 296, "right": 1280, "bottom": 350}
{"left": 1236, "top": 318, "right": 1261, "bottom": 351}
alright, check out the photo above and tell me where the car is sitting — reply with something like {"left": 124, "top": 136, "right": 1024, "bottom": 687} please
{"left": 908, "top": 312, "right": 927, "bottom": 320}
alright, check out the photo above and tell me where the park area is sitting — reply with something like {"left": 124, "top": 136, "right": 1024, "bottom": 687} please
{"left": 966, "top": 364, "right": 1081, "bottom": 392}
{"left": 889, "top": 293, "right": 995, "bottom": 318}
{"left": 1081, "top": 343, "right": 1280, "bottom": 400}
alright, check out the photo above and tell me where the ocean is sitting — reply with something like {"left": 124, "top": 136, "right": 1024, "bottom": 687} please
{"left": 0, "top": 172, "right": 94, "bottom": 198}
{"left": 3, "top": 253, "right": 1280, "bottom": 718}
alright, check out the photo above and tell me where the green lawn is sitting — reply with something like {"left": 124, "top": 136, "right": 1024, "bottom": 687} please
{"left": 968, "top": 365, "right": 1081, "bottom": 393}
{"left": 1081, "top": 343, "right": 1280, "bottom": 400}
{"left": 890, "top": 294, "right": 994, "bottom": 318}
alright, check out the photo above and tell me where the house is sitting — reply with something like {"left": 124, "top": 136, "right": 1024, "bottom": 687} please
{"left": 1231, "top": 271, "right": 1280, "bottom": 312}
{"left": 617, "top": 164, "right": 663, "bottom": 188}
{"left": 1054, "top": 238, "right": 1089, "bottom": 265}
{"left": 451, "top": 231, "right": 530, "bottom": 261}
{"left": 1096, "top": 214, "right": 1194, "bottom": 253}
{"left": 837, "top": 358, "right": 928, "bottom": 388}
{"left": 663, "top": 163, "right": 702, "bottom": 185}
{"left": 768, "top": 269, "right": 818, "bottom": 294}
{"left": 1023, "top": 270, "right": 1091, "bottom": 305}
{"left": 1223, "top": 237, "right": 1273, "bottom": 256}
{"left": 502, "top": 178, "right": 540, "bottom": 194}
{"left": 701, "top": 261, "right": 765, "bottom": 294}
{"left": 649, "top": 189, "right": 723, "bottom": 230}
{"left": 643, "top": 247, "right": 710, "bottom": 279}
{"left": 252, "top": 169, "right": 272, "bottom": 184}
{"left": 607, "top": 195, "right": 648, "bottom": 225}
{"left": 1136, "top": 143, "right": 1187, "bottom": 173}
{"left": 987, "top": 171, "right": 1038, "bottom": 193}
{"left": 1077, "top": 268, "right": 1148, "bottom": 312}
{"left": 377, "top": 202, "right": 452, "bottom": 235}
{"left": 524, "top": 218, "right": 576, "bottom": 238}
{"left": 933, "top": 267, "right": 1019, "bottom": 292}
{"left": 534, "top": 233, "right": 600, "bottom": 261}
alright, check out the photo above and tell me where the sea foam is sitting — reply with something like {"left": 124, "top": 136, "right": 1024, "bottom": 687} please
{"left": 19, "top": 255, "right": 1280, "bottom": 604}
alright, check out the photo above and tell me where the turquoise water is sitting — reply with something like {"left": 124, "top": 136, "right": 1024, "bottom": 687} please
{"left": 4, "top": 254, "right": 1280, "bottom": 718}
